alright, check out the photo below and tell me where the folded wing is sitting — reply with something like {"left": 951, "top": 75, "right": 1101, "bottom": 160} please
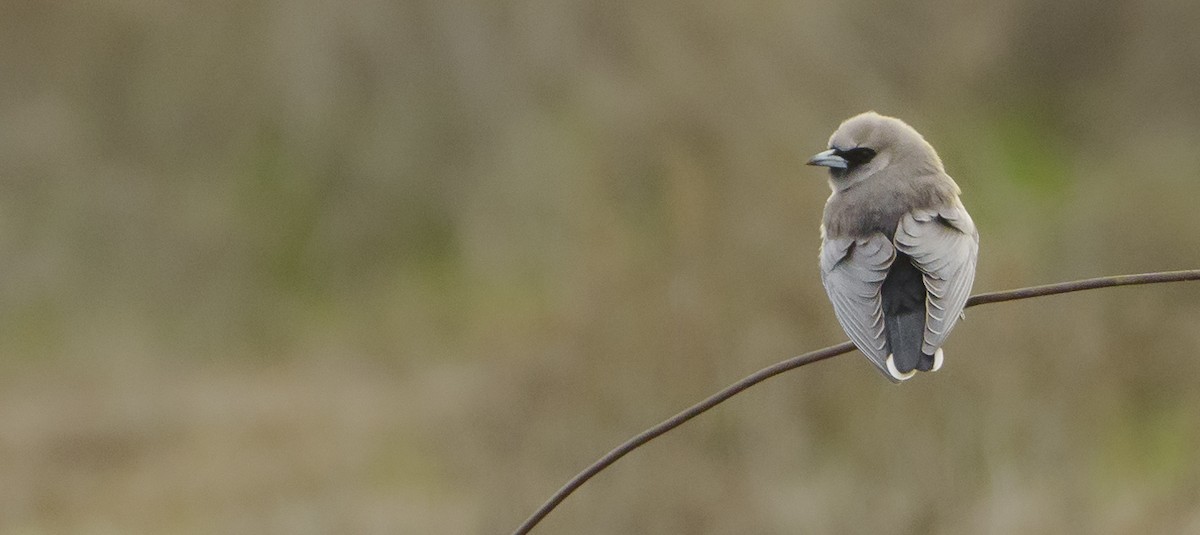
{"left": 893, "top": 202, "right": 980, "bottom": 354}
{"left": 820, "top": 233, "right": 896, "bottom": 375}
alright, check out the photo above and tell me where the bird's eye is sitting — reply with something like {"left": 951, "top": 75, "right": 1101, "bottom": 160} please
{"left": 835, "top": 147, "right": 877, "bottom": 167}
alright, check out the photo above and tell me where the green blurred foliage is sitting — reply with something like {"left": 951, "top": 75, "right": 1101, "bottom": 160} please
{"left": 1, "top": 0, "right": 1200, "bottom": 533}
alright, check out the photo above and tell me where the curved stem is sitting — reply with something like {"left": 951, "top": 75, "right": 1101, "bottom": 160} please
{"left": 512, "top": 269, "right": 1200, "bottom": 534}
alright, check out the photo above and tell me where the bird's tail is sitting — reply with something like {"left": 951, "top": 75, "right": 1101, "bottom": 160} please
{"left": 886, "top": 308, "right": 926, "bottom": 377}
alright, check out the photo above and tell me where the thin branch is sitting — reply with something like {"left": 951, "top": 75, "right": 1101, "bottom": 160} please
{"left": 512, "top": 269, "right": 1200, "bottom": 534}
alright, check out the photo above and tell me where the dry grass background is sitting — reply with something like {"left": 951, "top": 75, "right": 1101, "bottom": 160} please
{"left": 2, "top": 1, "right": 1200, "bottom": 533}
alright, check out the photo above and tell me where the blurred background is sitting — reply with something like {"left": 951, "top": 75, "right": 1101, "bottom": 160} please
{"left": 2, "top": 0, "right": 1200, "bottom": 533}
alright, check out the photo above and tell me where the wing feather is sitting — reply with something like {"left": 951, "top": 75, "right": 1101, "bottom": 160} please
{"left": 894, "top": 203, "right": 980, "bottom": 354}
{"left": 820, "top": 234, "right": 896, "bottom": 374}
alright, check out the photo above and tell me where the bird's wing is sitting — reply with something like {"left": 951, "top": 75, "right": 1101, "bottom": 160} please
{"left": 893, "top": 201, "right": 980, "bottom": 354}
{"left": 820, "top": 233, "right": 896, "bottom": 374}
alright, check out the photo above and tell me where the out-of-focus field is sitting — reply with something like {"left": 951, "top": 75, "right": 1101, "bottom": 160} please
{"left": 2, "top": 1, "right": 1200, "bottom": 533}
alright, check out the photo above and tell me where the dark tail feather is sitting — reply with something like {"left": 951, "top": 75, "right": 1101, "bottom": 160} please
{"left": 881, "top": 252, "right": 928, "bottom": 375}
{"left": 917, "top": 351, "right": 936, "bottom": 372}
{"left": 886, "top": 309, "right": 925, "bottom": 373}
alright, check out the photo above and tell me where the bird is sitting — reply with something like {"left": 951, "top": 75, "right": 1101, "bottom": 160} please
{"left": 806, "top": 112, "right": 979, "bottom": 382}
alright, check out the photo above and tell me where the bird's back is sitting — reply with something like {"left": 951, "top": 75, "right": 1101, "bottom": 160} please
{"left": 822, "top": 170, "right": 961, "bottom": 240}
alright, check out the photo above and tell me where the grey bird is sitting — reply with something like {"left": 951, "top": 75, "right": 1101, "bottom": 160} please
{"left": 807, "top": 112, "right": 979, "bottom": 382}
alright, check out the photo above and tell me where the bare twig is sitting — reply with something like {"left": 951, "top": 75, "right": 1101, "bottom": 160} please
{"left": 512, "top": 269, "right": 1200, "bottom": 534}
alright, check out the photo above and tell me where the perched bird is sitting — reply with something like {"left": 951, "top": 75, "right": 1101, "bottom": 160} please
{"left": 807, "top": 112, "right": 979, "bottom": 382}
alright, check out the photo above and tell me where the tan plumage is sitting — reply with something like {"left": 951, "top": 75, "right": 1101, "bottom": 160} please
{"left": 807, "top": 112, "right": 979, "bottom": 382}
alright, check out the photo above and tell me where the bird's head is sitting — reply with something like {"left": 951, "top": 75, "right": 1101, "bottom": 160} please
{"left": 807, "top": 111, "right": 943, "bottom": 191}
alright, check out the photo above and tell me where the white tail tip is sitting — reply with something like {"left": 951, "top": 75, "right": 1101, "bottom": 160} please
{"left": 932, "top": 348, "right": 944, "bottom": 372}
{"left": 885, "top": 354, "right": 916, "bottom": 381}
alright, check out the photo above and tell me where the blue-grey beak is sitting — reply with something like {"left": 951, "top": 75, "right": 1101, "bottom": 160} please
{"left": 806, "top": 149, "right": 848, "bottom": 169}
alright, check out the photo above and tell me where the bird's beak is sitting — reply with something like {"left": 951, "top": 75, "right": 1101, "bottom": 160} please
{"left": 806, "top": 149, "right": 848, "bottom": 169}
